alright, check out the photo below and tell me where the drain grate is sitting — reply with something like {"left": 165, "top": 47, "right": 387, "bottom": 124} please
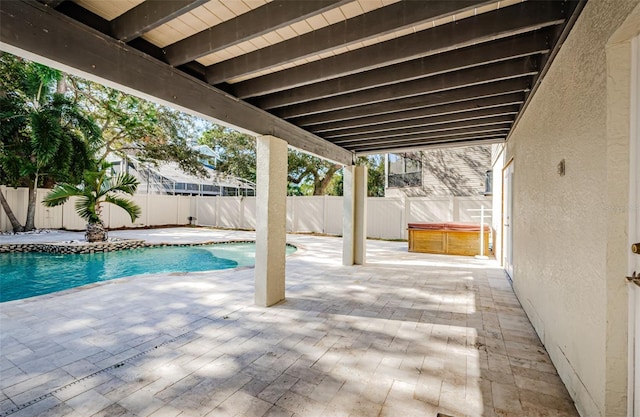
{"left": 1, "top": 330, "right": 195, "bottom": 417}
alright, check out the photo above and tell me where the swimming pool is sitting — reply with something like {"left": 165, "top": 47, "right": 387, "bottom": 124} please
{"left": 0, "top": 242, "right": 296, "bottom": 302}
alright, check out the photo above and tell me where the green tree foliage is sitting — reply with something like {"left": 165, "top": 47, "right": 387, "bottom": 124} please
{"left": 363, "top": 155, "right": 386, "bottom": 197}
{"left": 198, "top": 125, "right": 346, "bottom": 195}
{"left": 43, "top": 162, "right": 140, "bottom": 242}
{"left": 69, "top": 77, "right": 206, "bottom": 177}
{"left": 287, "top": 150, "right": 341, "bottom": 196}
{"left": 1, "top": 53, "right": 206, "bottom": 232}
{"left": 0, "top": 53, "right": 100, "bottom": 231}
{"left": 325, "top": 155, "right": 386, "bottom": 197}
{"left": 198, "top": 125, "right": 258, "bottom": 183}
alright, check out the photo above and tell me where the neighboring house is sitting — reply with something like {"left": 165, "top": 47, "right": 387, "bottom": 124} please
{"left": 110, "top": 154, "right": 256, "bottom": 197}
{"left": 385, "top": 144, "right": 491, "bottom": 197}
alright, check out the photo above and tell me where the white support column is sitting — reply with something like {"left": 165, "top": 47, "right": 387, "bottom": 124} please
{"left": 343, "top": 166, "right": 355, "bottom": 265}
{"left": 354, "top": 165, "right": 367, "bottom": 265}
{"left": 343, "top": 165, "right": 368, "bottom": 265}
{"left": 255, "top": 135, "right": 288, "bottom": 307}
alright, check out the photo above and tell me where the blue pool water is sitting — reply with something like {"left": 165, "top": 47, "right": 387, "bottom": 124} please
{"left": 0, "top": 242, "right": 296, "bottom": 302}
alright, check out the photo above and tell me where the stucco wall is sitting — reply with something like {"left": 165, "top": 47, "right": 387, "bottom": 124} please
{"left": 503, "top": 1, "right": 640, "bottom": 416}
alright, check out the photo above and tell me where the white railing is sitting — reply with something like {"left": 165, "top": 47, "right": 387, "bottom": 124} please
{"left": 0, "top": 186, "right": 491, "bottom": 240}
{"left": 466, "top": 206, "right": 493, "bottom": 257}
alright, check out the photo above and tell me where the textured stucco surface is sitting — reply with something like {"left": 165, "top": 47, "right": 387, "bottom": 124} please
{"left": 342, "top": 165, "right": 368, "bottom": 265}
{"left": 605, "top": 3, "right": 640, "bottom": 415}
{"left": 503, "top": 0, "right": 640, "bottom": 416}
{"left": 255, "top": 135, "right": 288, "bottom": 307}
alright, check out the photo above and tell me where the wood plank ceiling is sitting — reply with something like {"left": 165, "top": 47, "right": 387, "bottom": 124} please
{"left": 31, "top": 0, "right": 585, "bottom": 156}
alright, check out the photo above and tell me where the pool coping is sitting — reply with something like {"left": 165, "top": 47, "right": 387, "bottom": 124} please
{"left": 0, "top": 239, "right": 298, "bottom": 254}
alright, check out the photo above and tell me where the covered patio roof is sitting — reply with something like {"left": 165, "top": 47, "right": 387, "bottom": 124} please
{"left": 0, "top": 0, "right": 584, "bottom": 164}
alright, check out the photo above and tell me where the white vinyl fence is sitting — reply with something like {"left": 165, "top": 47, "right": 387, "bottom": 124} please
{"left": 1, "top": 186, "right": 491, "bottom": 240}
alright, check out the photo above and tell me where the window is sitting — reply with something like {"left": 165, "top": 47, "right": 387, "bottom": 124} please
{"left": 387, "top": 153, "right": 422, "bottom": 188}
{"left": 484, "top": 170, "right": 493, "bottom": 195}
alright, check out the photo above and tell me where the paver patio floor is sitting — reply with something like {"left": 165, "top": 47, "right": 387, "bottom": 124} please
{"left": 0, "top": 228, "right": 578, "bottom": 417}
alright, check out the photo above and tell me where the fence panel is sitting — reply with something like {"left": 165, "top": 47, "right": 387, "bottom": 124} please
{"left": 105, "top": 195, "right": 139, "bottom": 228}
{"left": 61, "top": 197, "right": 86, "bottom": 230}
{"left": 242, "top": 197, "right": 257, "bottom": 230}
{"left": 1, "top": 186, "right": 492, "bottom": 238}
{"left": 367, "top": 198, "right": 404, "bottom": 239}
{"left": 408, "top": 197, "right": 452, "bottom": 223}
{"left": 39, "top": 202, "right": 63, "bottom": 230}
{"left": 24, "top": 188, "right": 63, "bottom": 230}
{"left": 456, "top": 197, "right": 492, "bottom": 223}
{"left": 176, "top": 195, "right": 191, "bottom": 225}
{"left": 286, "top": 197, "right": 294, "bottom": 232}
{"left": 1, "top": 187, "right": 28, "bottom": 230}
{"left": 324, "top": 197, "right": 343, "bottom": 235}
{"left": 293, "top": 196, "right": 324, "bottom": 233}
{"left": 218, "top": 197, "right": 242, "bottom": 229}
{"left": 196, "top": 196, "right": 217, "bottom": 226}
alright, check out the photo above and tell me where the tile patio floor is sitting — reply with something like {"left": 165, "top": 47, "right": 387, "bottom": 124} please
{"left": 0, "top": 228, "right": 578, "bottom": 417}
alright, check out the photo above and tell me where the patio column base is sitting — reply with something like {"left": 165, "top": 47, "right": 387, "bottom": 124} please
{"left": 255, "top": 135, "right": 287, "bottom": 307}
{"left": 343, "top": 164, "right": 367, "bottom": 265}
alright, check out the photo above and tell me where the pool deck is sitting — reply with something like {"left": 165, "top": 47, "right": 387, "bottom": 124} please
{"left": 0, "top": 227, "right": 578, "bottom": 417}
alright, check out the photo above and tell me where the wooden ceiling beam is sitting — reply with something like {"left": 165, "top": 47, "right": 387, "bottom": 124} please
{"left": 241, "top": 30, "right": 551, "bottom": 103}
{"left": 321, "top": 106, "right": 520, "bottom": 139}
{"left": 38, "top": 0, "right": 66, "bottom": 8}
{"left": 164, "top": 0, "right": 349, "bottom": 67}
{"left": 309, "top": 93, "right": 524, "bottom": 132}
{"left": 341, "top": 128, "right": 511, "bottom": 150}
{"left": 331, "top": 118, "right": 514, "bottom": 144}
{"left": 353, "top": 136, "right": 506, "bottom": 155}
{"left": 111, "top": 0, "right": 210, "bottom": 42}
{"left": 275, "top": 57, "right": 537, "bottom": 119}
{"left": 231, "top": 1, "right": 565, "bottom": 97}
{"left": 206, "top": 0, "right": 492, "bottom": 85}
{"left": 292, "top": 78, "right": 530, "bottom": 126}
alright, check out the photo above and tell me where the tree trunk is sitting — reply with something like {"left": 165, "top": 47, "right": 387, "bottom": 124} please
{"left": 24, "top": 175, "right": 38, "bottom": 231}
{"left": 85, "top": 221, "right": 107, "bottom": 242}
{"left": 314, "top": 164, "right": 340, "bottom": 195}
{"left": 56, "top": 76, "right": 67, "bottom": 94}
{"left": 0, "top": 188, "right": 24, "bottom": 232}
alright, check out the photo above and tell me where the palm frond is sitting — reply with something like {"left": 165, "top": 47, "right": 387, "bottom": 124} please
{"left": 74, "top": 196, "right": 99, "bottom": 223}
{"left": 30, "top": 110, "right": 63, "bottom": 165}
{"left": 57, "top": 96, "right": 102, "bottom": 148}
{"left": 104, "top": 195, "right": 141, "bottom": 222}
{"left": 0, "top": 96, "right": 28, "bottom": 130}
{"left": 42, "top": 183, "right": 82, "bottom": 207}
{"left": 82, "top": 168, "right": 101, "bottom": 184}
{"left": 66, "top": 133, "right": 95, "bottom": 181}
{"left": 108, "top": 172, "right": 139, "bottom": 195}
{"left": 30, "top": 63, "right": 60, "bottom": 102}
{"left": 91, "top": 161, "right": 112, "bottom": 193}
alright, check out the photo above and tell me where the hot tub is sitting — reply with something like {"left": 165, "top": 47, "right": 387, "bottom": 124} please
{"left": 408, "top": 222, "right": 491, "bottom": 257}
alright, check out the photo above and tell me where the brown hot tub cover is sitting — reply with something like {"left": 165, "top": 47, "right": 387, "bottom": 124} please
{"left": 408, "top": 222, "right": 490, "bottom": 232}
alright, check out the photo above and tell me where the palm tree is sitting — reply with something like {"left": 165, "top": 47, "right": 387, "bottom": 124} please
{"left": 0, "top": 53, "right": 100, "bottom": 231}
{"left": 43, "top": 163, "right": 141, "bottom": 242}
